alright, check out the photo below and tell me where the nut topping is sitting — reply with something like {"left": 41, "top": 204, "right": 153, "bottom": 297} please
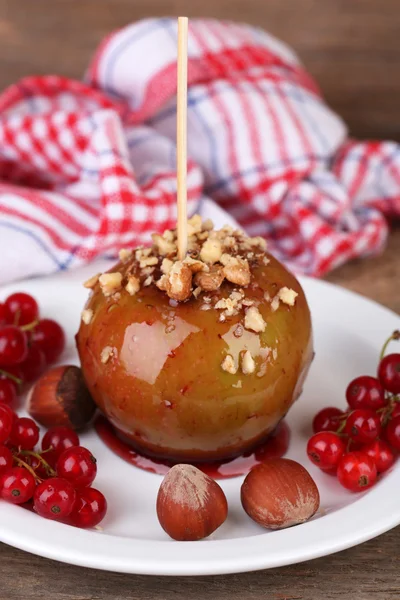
{"left": 99, "top": 272, "right": 122, "bottom": 297}
{"left": 165, "top": 262, "right": 192, "bottom": 301}
{"left": 221, "top": 354, "right": 237, "bottom": 374}
{"left": 244, "top": 306, "right": 266, "bottom": 333}
{"left": 81, "top": 309, "right": 93, "bottom": 325}
{"left": 194, "top": 265, "right": 225, "bottom": 291}
{"left": 125, "top": 275, "right": 140, "bottom": 296}
{"left": 83, "top": 273, "right": 100, "bottom": 289}
{"left": 241, "top": 350, "right": 256, "bottom": 374}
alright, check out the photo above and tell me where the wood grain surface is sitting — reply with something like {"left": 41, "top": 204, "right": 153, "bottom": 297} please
{"left": 0, "top": 1, "right": 399, "bottom": 598}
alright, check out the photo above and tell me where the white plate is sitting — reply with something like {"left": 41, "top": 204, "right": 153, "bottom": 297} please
{"left": 0, "top": 262, "right": 399, "bottom": 575}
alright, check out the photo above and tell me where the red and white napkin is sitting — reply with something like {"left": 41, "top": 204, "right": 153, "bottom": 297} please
{"left": 0, "top": 18, "right": 399, "bottom": 285}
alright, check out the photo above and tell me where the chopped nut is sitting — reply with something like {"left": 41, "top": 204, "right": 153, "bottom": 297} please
{"left": 230, "top": 290, "right": 244, "bottom": 303}
{"left": 264, "top": 291, "right": 271, "bottom": 302}
{"left": 141, "top": 266, "right": 155, "bottom": 277}
{"left": 81, "top": 309, "right": 93, "bottom": 325}
{"left": 156, "top": 274, "right": 168, "bottom": 291}
{"left": 221, "top": 354, "right": 237, "bottom": 374}
{"left": 219, "top": 253, "right": 232, "bottom": 266}
{"left": 101, "top": 346, "right": 115, "bottom": 364}
{"left": 143, "top": 275, "right": 153, "bottom": 286}
{"left": 214, "top": 297, "right": 237, "bottom": 316}
{"left": 113, "top": 292, "right": 121, "bottom": 301}
{"left": 241, "top": 350, "right": 256, "bottom": 374}
{"left": 203, "top": 296, "right": 212, "bottom": 304}
{"left": 223, "top": 256, "right": 251, "bottom": 286}
{"left": 200, "top": 303, "right": 212, "bottom": 311}
{"left": 83, "top": 273, "right": 100, "bottom": 289}
{"left": 271, "top": 295, "right": 280, "bottom": 312}
{"left": 233, "top": 324, "right": 244, "bottom": 338}
{"left": 242, "top": 298, "right": 254, "bottom": 306}
{"left": 166, "top": 261, "right": 192, "bottom": 301}
{"left": 232, "top": 380, "right": 242, "bottom": 388}
{"left": 202, "top": 218, "right": 214, "bottom": 231}
{"left": 200, "top": 237, "right": 222, "bottom": 264}
{"left": 278, "top": 286, "right": 298, "bottom": 306}
{"left": 223, "top": 235, "right": 237, "bottom": 249}
{"left": 193, "top": 286, "right": 202, "bottom": 298}
{"left": 184, "top": 256, "right": 208, "bottom": 273}
{"left": 262, "top": 256, "right": 270, "bottom": 266}
{"left": 125, "top": 275, "right": 140, "bottom": 296}
{"left": 139, "top": 255, "right": 158, "bottom": 269}
{"left": 135, "top": 247, "right": 151, "bottom": 261}
{"left": 219, "top": 313, "right": 226, "bottom": 322}
{"left": 152, "top": 233, "right": 176, "bottom": 256}
{"left": 248, "top": 236, "right": 267, "bottom": 250}
{"left": 99, "top": 272, "right": 123, "bottom": 296}
{"left": 194, "top": 265, "right": 225, "bottom": 291}
{"left": 187, "top": 214, "right": 203, "bottom": 236}
{"left": 161, "top": 258, "right": 174, "bottom": 274}
{"left": 118, "top": 248, "right": 133, "bottom": 263}
{"left": 244, "top": 306, "right": 266, "bottom": 333}
{"left": 272, "top": 348, "right": 278, "bottom": 361}
{"left": 163, "top": 229, "right": 175, "bottom": 242}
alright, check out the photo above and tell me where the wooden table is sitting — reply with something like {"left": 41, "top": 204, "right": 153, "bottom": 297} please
{"left": 0, "top": 2, "right": 399, "bottom": 598}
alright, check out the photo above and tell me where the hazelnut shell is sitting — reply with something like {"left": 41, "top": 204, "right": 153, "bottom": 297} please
{"left": 156, "top": 464, "right": 228, "bottom": 541}
{"left": 28, "top": 365, "right": 96, "bottom": 430}
{"left": 241, "top": 458, "right": 320, "bottom": 529}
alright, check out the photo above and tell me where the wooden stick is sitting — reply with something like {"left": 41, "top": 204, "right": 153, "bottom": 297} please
{"left": 176, "top": 16, "right": 188, "bottom": 261}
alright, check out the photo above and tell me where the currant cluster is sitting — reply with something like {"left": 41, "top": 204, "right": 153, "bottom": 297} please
{"left": 0, "top": 412, "right": 107, "bottom": 528}
{"left": 307, "top": 331, "right": 400, "bottom": 492}
{"left": 0, "top": 292, "right": 66, "bottom": 405}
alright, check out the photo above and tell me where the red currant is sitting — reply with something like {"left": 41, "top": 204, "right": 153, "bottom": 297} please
{"left": 337, "top": 451, "right": 377, "bottom": 492}
{"left": 363, "top": 440, "right": 395, "bottom": 473}
{"left": 32, "top": 319, "right": 65, "bottom": 364}
{"left": 42, "top": 426, "right": 79, "bottom": 458}
{"left": 391, "top": 403, "right": 400, "bottom": 420}
{"left": 346, "top": 376, "right": 386, "bottom": 410}
{"left": 56, "top": 446, "right": 97, "bottom": 488}
{"left": 33, "top": 477, "right": 76, "bottom": 520}
{"left": 0, "top": 404, "right": 14, "bottom": 444}
{"left": 307, "top": 432, "right": 345, "bottom": 471}
{"left": 68, "top": 487, "right": 107, "bottom": 528}
{"left": 4, "top": 293, "right": 39, "bottom": 326}
{"left": 312, "top": 407, "right": 344, "bottom": 433}
{"left": 20, "top": 344, "right": 46, "bottom": 383}
{"left": 9, "top": 417, "right": 40, "bottom": 450}
{"left": 0, "top": 366, "right": 24, "bottom": 393}
{"left": 378, "top": 354, "right": 400, "bottom": 394}
{"left": 344, "top": 409, "right": 381, "bottom": 444}
{"left": 0, "top": 379, "right": 17, "bottom": 405}
{"left": 384, "top": 415, "right": 400, "bottom": 451}
{"left": 0, "top": 303, "right": 6, "bottom": 326}
{"left": 0, "top": 467, "right": 36, "bottom": 504}
{"left": 0, "top": 326, "right": 28, "bottom": 366}
{"left": 0, "top": 445, "right": 13, "bottom": 475}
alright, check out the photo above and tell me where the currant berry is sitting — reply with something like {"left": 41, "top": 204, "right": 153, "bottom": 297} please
{"left": 0, "top": 303, "right": 6, "bottom": 326}
{"left": 9, "top": 417, "right": 40, "bottom": 450}
{"left": 68, "top": 487, "right": 107, "bottom": 529}
{"left": 0, "top": 326, "right": 28, "bottom": 366}
{"left": 0, "top": 366, "right": 24, "bottom": 393}
{"left": 0, "top": 467, "right": 36, "bottom": 504}
{"left": 31, "top": 319, "right": 65, "bottom": 364}
{"left": 20, "top": 344, "right": 46, "bottom": 383}
{"left": 0, "top": 445, "right": 13, "bottom": 475}
{"left": 391, "top": 403, "right": 400, "bottom": 420}
{"left": 312, "top": 407, "right": 344, "bottom": 433}
{"left": 344, "top": 409, "right": 381, "bottom": 444}
{"left": 0, "top": 379, "right": 17, "bottom": 405}
{"left": 41, "top": 426, "right": 79, "bottom": 458}
{"left": 378, "top": 354, "right": 400, "bottom": 395}
{"left": 307, "top": 432, "right": 345, "bottom": 471}
{"left": 33, "top": 477, "right": 76, "bottom": 520}
{"left": 337, "top": 451, "right": 377, "bottom": 492}
{"left": 384, "top": 415, "right": 400, "bottom": 451}
{"left": 4, "top": 293, "right": 39, "bottom": 326}
{"left": 363, "top": 440, "right": 395, "bottom": 473}
{"left": 346, "top": 376, "right": 386, "bottom": 410}
{"left": 56, "top": 446, "right": 97, "bottom": 488}
{"left": 0, "top": 404, "right": 14, "bottom": 444}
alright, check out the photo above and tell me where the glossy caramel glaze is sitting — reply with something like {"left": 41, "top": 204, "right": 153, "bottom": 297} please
{"left": 76, "top": 253, "right": 313, "bottom": 461}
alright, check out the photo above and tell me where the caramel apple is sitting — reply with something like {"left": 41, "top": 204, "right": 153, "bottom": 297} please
{"left": 76, "top": 216, "right": 313, "bottom": 462}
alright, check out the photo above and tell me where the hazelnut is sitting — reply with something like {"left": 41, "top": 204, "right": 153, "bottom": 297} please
{"left": 156, "top": 464, "right": 228, "bottom": 541}
{"left": 27, "top": 365, "right": 96, "bottom": 430}
{"left": 241, "top": 458, "right": 320, "bottom": 529}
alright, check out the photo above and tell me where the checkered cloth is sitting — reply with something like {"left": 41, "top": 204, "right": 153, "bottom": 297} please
{"left": 0, "top": 18, "right": 399, "bottom": 284}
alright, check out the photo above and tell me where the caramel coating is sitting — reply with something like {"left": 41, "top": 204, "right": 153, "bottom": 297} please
{"left": 76, "top": 253, "right": 313, "bottom": 462}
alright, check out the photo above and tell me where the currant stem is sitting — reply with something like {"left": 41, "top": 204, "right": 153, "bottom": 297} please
{"left": 0, "top": 368, "right": 22, "bottom": 386}
{"left": 20, "top": 319, "right": 39, "bottom": 332}
{"left": 13, "top": 455, "right": 43, "bottom": 483}
{"left": 380, "top": 330, "right": 400, "bottom": 361}
{"left": 19, "top": 450, "right": 57, "bottom": 477}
